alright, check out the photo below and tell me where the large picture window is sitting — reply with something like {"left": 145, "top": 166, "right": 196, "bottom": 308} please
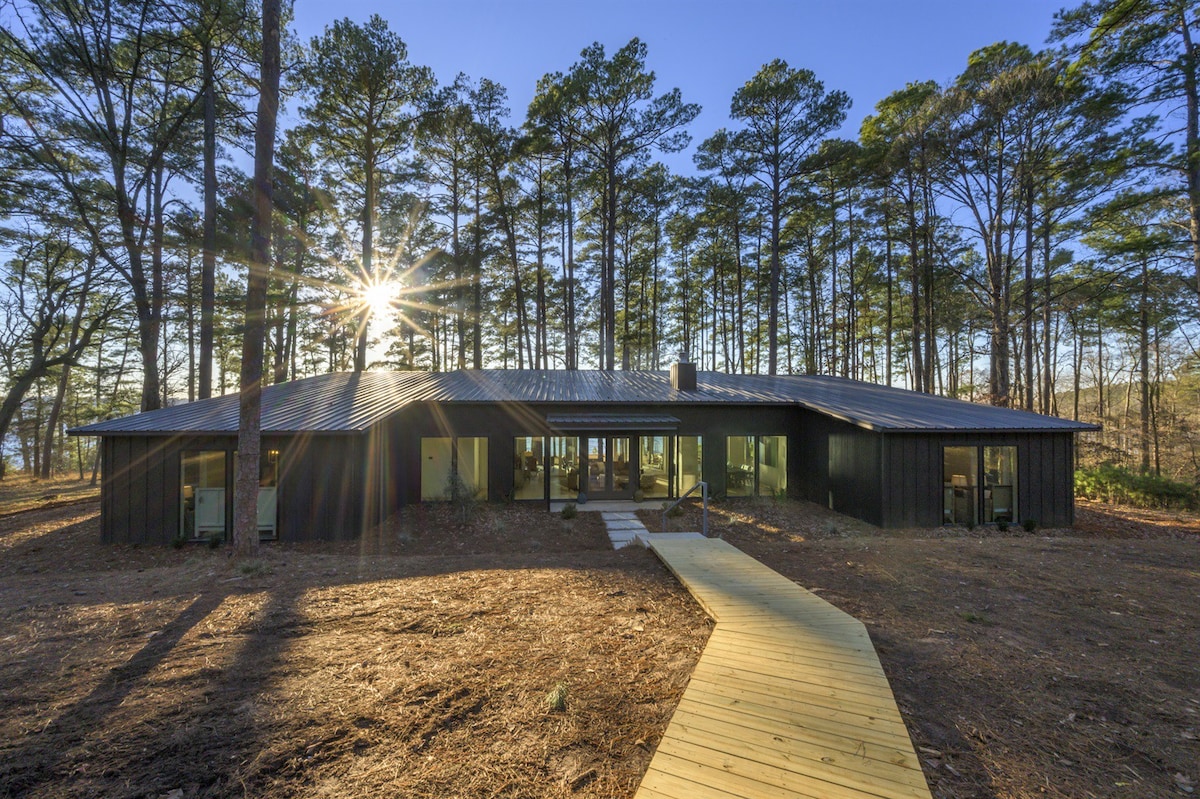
{"left": 181, "top": 449, "right": 279, "bottom": 541}
{"left": 513, "top": 436, "right": 545, "bottom": 500}
{"left": 181, "top": 450, "right": 227, "bottom": 540}
{"left": 421, "top": 436, "right": 489, "bottom": 501}
{"left": 549, "top": 436, "right": 579, "bottom": 501}
{"left": 638, "top": 435, "right": 669, "bottom": 499}
{"left": 943, "top": 445, "right": 1018, "bottom": 525}
{"left": 723, "top": 435, "right": 788, "bottom": 497}
{"left": 674, "top": 435, "right": 703, "bottom": 496}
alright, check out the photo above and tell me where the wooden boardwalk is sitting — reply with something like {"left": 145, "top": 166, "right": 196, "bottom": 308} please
{"left": 637, "top": 534, "right": 932, "bottom": 799}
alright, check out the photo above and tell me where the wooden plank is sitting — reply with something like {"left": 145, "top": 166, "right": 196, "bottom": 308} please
{"left": 639, "top": 535, "right": 931, "bottom": 799}
{"left": 698, "top": 647, "right": 893, "bottom": 688}
{"left": 704, "top": 630, "right": 888, "bottom": 676}
{"left": 685, "top": 668, "right": 909, "bottom": 723}
{"left": 660, "top": 717, "right": 931, "bottom": 796}
{"left": 648, "top": 746, "right": 921, "bottom": 799}
{"left": 690, "top": 653, "right": 898, "bottom": 703}
{"left": 665, "top": 705, "right": 923, "bottom": 773}
{"left": 672, "top": 693, "right": 913, "bottom": 752}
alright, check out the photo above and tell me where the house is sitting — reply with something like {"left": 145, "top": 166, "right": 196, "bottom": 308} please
{"left": 69, "top": 365, "right": 1097, "bottom": 544}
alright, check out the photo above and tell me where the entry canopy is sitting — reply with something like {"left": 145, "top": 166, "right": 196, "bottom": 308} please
{"left": 545, "top": 413, "right": 681, "bottom": 432}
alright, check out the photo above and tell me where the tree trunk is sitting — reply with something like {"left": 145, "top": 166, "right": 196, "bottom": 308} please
{"left": 232, "top": 0, "right": 281, "bottom": 556}
{"left": 1139, "top": 258, "right": 1151, "bottom": 473}
{"left": 767, "top": 173, "right": 782, "bottom": 375}
{"left": 1179, "top": 12, "right": 1200, "bottom": 312}
{"left": 200, "top": 37, "right": 218, "bottom": 399}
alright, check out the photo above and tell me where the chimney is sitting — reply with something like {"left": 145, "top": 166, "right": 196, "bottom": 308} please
{"left": 670, "top": 351, "right": 697, "bottom": 391}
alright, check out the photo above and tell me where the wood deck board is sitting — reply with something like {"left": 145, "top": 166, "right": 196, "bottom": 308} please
{"left": 635, "top": 536, "right": 931, "bottom": 799}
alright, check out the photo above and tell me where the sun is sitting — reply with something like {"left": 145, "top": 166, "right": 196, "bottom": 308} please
{"left": 359, "top": 279, "right": 398, "bottom": 319}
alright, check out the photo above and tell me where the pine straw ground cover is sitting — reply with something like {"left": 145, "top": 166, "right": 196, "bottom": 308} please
{"left": 0, "top": 502, "right": 709, "bottom": 798}
{"left": 649, "top": 497, "right": 1200, "bottom": 799}
{"left": 3, "top": 496, "right": 1198, "bottom": 799}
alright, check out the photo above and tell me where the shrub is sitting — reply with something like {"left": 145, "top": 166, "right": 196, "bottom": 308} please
{"left": 545, "top": 682, "right": 568, "bottom": 713}
{"left": 561, "top": 503, "right": 577, "bottom": 520}
{"left": 633, "top": 488, "right": 645, "bottom": 503}
{"left": 1075, "top": 465, "right": 1200, "bottom": 511}
{"left": 996, "top": 519, "right": 1009, "bottom": 533}
{"left": 207, "top": 534, "right": 222, "bottom": 549}
{"left": 1022, "top": 518, "right": 1037, "bottom": 533}
{"left": 445, "top": 471, "right": 477, "bottom": 522}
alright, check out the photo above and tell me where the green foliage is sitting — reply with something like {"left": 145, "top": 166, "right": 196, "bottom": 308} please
{"left": 445, "top": 470, "right": 477, "bottom": 522}
{"left": 1022, "top": 519, "right": 1038, "bottom": 533}
{"left": 560, "top": 502, "right": 577, "bottom": 520}
{"left": 237, "top": 559, "right": 268, "bottom": 576}
{"left": 545, "top": 682, "right": 568, "bottom": 713}
{"left": 1075, "top": 465, "right": 1200, "bottom": 511}
{"left": 633, "top": 488, "right": 645, "bottom": 503}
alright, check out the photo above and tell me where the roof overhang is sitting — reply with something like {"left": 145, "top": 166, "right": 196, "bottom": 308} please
{"left": 545, "top": 413, "right": 681, "bottom": 432}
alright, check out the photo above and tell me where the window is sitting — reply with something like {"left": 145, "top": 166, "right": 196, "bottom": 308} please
{"left": 549, "top": 436, "right": 579, "bottom": 501}
{"left": 725, "top": 436, "right": 755, "bottom": 496}
{"left": 723, "top": 435, "right": 789, "bottom": 498}
{"left": 513, "top": 436, "right": 545, "bottom": 500}
{"left": 638, "top": 435, "right": 669, "bottom": 499}
{"left": 758, "top": 436, "right": 787, "bottom": 496}
{"left": 455, "top": 437, "right": 488, "bottom": 500}
{"left": 983, "top": 446, "right": 1017, "bottom": 524}
{"left": 181, "top": 450, "right": 227, "bottom": 540}
{"left": 943, "top": 445, "right": 1018, "bottom": 525}
{"left": 420, "top": 437, "right": 453, "bottom": 500}
{"left": 421, "top": 436, "right": 488, "bottom": 501}
{"left": 674, "top": 435, "right": 703, "bottom": 496}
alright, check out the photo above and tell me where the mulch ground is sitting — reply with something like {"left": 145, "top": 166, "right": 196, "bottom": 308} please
{"left": 0, "top": 501, "right": 709, "bottom": 799}
{"left": 1, "top": 495, "right": 1197, "bottom": 798}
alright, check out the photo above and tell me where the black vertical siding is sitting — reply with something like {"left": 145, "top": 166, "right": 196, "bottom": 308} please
{"left": 93, "top": 400, "right": 1081, "bottom": 543}
{"left": 882, "top": 431, "right": 1077, "bottom": 529}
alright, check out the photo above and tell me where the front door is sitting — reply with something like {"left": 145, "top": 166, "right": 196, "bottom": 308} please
{"left": 584, "top": 435, "right": 633, "bottom": 498}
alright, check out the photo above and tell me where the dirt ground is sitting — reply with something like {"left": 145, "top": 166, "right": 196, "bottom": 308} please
{"left": 1, "top": 494, "right": 1197, "bottom": 799}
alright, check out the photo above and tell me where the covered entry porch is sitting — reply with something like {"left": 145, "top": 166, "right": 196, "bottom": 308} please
{"left": 513, "top": 414, "right": 701, "bottom": 503}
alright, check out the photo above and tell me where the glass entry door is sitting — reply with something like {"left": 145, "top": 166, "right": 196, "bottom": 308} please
{"left": 584, "top": 435, "right": 633, "bottom": 498}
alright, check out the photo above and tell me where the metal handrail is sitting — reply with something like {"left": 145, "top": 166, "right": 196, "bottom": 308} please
{"left": 662, "top": 481, "right": 710, "bottom": 537}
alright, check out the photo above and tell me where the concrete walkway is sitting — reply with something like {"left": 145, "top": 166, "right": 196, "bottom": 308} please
{"left": 600, "top": 511, "right": 650, "bottom": 549}
{"left": 635, "top": 535, "right": 932, "bottom": 799}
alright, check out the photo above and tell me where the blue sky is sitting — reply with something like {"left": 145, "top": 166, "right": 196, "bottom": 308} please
{"left": 291, "top": 0, "right": 1067, "bottom": 169}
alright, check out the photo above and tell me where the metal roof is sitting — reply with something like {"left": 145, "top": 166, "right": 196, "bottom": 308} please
{"left": 70, "top": 369, "right": 1099, "bottom": 436}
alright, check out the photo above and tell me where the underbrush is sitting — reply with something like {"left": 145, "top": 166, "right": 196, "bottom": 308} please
{"left": 1075, "top": 464, "right": 1199, "bottom": 510}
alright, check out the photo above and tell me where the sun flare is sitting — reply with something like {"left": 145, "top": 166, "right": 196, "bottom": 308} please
{"left": 360, "top": 280, "right": 398, "bottom": 319}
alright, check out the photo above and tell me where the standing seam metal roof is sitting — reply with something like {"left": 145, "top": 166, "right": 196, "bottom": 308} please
{"left": 69, "top": 369, "right": 1099, "bottom": 436}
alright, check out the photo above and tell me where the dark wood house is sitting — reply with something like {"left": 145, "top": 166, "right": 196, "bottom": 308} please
{"left": 70, "top": 367, "right": 1097, "bottom": 544}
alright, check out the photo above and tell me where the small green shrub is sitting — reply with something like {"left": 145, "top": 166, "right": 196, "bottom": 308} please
{"left": 1075, "top": 465, "right": 1200, "bottom": 511}
{"left": 633, "top": 488, "right": 645, "bottom": 503}
{"left": 1022, "top": 518, "right": 1037, "bottom": 533}
{"left": 171, "top": 535, "right": 187, "bottom": 550}
{"left": 666, "top": 503, "right": 684, "bottom": 518}
{"left": 238, "top": 559, "right": 268, "bottom": 576}
{"left": 996, "top": 519, "right": 1009, "bottom": 533}
{"left": 545, "top": 682, "right": 568, "bottom": 713}
{"left": 445, "top": 470, "right": 478, "bottom": 522}
{"left": 561, "top": 503, "right": 577, "bottom": 520}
